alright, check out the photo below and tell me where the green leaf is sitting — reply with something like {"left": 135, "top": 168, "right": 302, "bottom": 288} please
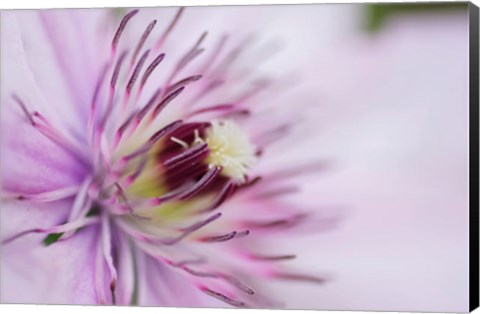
{"left": 364, "top": 2, "right": 468, "bottom": 33}
{"left": 42, "top": 233, "right": 63, "bottom": 246}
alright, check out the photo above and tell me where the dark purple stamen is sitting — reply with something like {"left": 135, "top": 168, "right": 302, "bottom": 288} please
{"left": 253, "top": 186, "right": 300, "bottom": 199}
{"left": 112, "top": 9, "right": 139, "bottom": 52}
{"left": 200, "top": 231, "right": 237, "bottom": 243}
{"left": 178, "top": 266, "right": 254, "bottom": 295}
{"left": 90, "top": 63, "right": 110, "bottom": 114}
{"left": 244, "top": 214, "right": 307, "bottom": 230}
{"left": 163, "top": 122, "right": 210, "bottom": 150}
{"left": 201, "top": 287, "right": 246, "bottom": 308}
{"left": 155, "top": 7, "right": 184, "bottom": 50}
{"left": 125, "top": 157, "right": 148, "bottom": 185}
{"left": 141, "top": 53, "right": 165, "bottom": 87}
{"left": 239, "top": 176, "right": 262, "bottom": 189}
{"left": 122, "top": 120, "right": 183, "bottom": 161}
{"left": 186, "top": 104, "right": 235, "bottom": 118}
{"left": 200, "top": 35, "right": 228, "bottom": 74}
{"left": 199, "top": 229, "right": 249, "bottom": 243}
{"left": 163, "top": 162, "right": 209, "bottom": 191}
{"left": 148, "top": 120, "right": 183, "bottom": 145}
{"left": 200, "top": 181, "right": 236, "bottom": 213}
{"left": 178, "top": 166, "right": 221, "bottom": 200}
{"left": 220, "top": 109, "right": 251, "bottom": 119}
{"left": 114, "top": 182, "right": 150, "bottom": 220}
{"left": 180, "top": 212, "right": 222, "bottom": 233}
{"left": 110, "top": 50, "right": 129, "bottom": 89}
{"left": 126, "top": 49, "right": 150, "bottom": 94}
{"left": 251, "top": 254, "right": 296, "bottom": 261}
{"left": 166, "top": 75, "right": 202, "bottom": 94}
{"left": 136, "top": 88, "right": 163, "bottom": 122}
{"left": 167, "top": 32, "right": 207, "bottom": 84}
{"left": 116, "top": 110, "right": 138, "bottom": 140}
{"left": 150, "top": 188, "right": 184, "bottom": 206}
{"left": 152, "top": 86, "right": 185, "bottom": 118}
{"left": 158, "top": 212, "right": 222, "bottom": 245}
{"left": 163, "top": 143, "right": 208, "bottom": 168}
{"left": 131, "top": 20, "right": 157, "bottom": 66}
{"left": 273, "top": 272, "right": 326, "bottom": 284}
{"left": 223, "top": 275, "right": 255, "bottom": 295}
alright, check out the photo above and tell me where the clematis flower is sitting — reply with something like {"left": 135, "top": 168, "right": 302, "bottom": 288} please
{"left": 0, "top": 6, "right": 338, "bottom": 307}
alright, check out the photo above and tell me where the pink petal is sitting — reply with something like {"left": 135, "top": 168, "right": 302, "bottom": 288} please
{"left": 1, "top": 222, "right": 99, "bottom": 304}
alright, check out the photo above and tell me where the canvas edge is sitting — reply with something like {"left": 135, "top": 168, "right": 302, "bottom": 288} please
{"left": 469, "top": 1, "right": 480, "bottom": 313}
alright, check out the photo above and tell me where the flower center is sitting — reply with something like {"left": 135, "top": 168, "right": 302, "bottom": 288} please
{"left": 198, "top": 120, "right": 257, "bottom": 183}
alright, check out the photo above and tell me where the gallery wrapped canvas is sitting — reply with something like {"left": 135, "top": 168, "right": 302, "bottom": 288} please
{"left": 0, "top": 2, "right": 478, "bottom": 313}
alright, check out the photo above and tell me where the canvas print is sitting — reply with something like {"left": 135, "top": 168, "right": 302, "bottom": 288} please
{"left": 0, "top": 2, "right": 477, "bottom": 312}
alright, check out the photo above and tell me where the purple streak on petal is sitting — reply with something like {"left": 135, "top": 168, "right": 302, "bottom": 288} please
{"left": 95, "top": 234, "right": 108, "bottom": 304}
{"left": 114, "top": 232, "right": 136, "bottom": 305}
{"left": 12, "top": 93, "right": 35, "bottom": 125}
{"left": 170, "top": 258, "right": 206, "bottom": 267}
{"left": 60, "top": 177, "right": 93, "bottom": 240}
{"left": 2, "top": 216, "right": 100, "bottom": 245}
{"left": 2, "top": 185, "right": 79, "bottom": 203}
{"left": 39, "top": 11, "right": 96, "bottom": 123}
{"left": 101, "top": 214, "right": 118, "bottom": 304}
{"left": 10, "top": 102, "right": 91, "bottom": 168}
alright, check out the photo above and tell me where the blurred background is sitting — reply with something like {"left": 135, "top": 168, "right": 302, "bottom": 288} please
{"left": 266, "top": 2, "right": 470, "bottom": 312}
{"left": 231, "top": 2, "right": 469, "bottom": 312}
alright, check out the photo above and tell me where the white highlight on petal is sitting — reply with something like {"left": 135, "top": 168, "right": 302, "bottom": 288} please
{"left": 203, "top": 120, "right": 257, "bottom": 183}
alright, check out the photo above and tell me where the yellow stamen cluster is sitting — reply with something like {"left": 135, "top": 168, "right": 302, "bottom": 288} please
{"left": 201, "top": 120, "right": 257, "bottom": 183}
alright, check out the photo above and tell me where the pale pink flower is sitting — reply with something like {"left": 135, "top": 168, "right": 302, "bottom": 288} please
{"left": 0, "top": 6, "right": 339, "bottom": 307}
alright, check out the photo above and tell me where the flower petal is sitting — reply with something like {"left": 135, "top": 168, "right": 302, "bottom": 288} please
{"left": 1, "top": 223, "right": 99, "bottom": 304}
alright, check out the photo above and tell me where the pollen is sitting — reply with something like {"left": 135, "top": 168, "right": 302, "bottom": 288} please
{"left": 202, "top": 120, "right": 257, "bottom": 183}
